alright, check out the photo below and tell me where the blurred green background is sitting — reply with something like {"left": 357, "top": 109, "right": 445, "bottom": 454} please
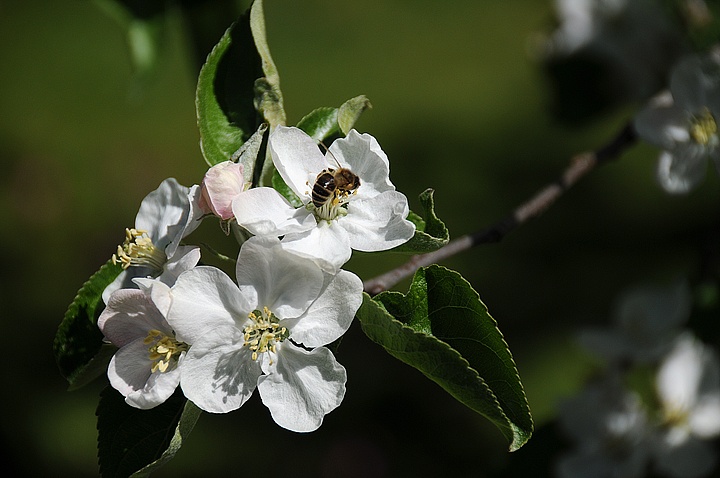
{"left": 2, "top": 1, "right": 719, "bottom": 476}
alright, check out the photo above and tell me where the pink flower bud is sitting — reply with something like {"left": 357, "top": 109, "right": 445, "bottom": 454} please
{"left": 198, "top": 161, "right": 245, "bottom": 220}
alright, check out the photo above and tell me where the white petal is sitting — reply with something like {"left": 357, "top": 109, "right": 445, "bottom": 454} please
{"left": 107, "top": 338, "right": 153, "bottom": 398}
{"left": 101, "top": 266, "right": 153, "bottom": 305}
{"left": 633, "top": 99, "right": 690, "bottom": 150}
{"left": 257, "top": 344, "right": 346, "bottom": 432}
{"left": 124, "top": 355, "right": 183, "bottom": 410}
{"left": 232, "top": 187, "right": 316, "bottom": 236}
{"left": 133, "top": 278, "right": 172, "bottom": 317}
{"left": 166, "top": 184, "right": 204, "bottom": 258}
{"left": 689, "top": 395, "right": 720, "bottom": 438}
{"left": 270, "top": 126, "right": 329, "bottom": 200}
{"left": 657, "top": 334, "right": 704, "bottom": 413}
{"left": 670, "top": 54, "right": 720, "bottom": 113}
{"left": 168, "top": 266, "right": 251, "bottom": 344}
{"left": 135, "top": 178, "right": 191, "bottom": 252}
{"left": 180, "top": 326, "right": 261, "bottom": 413}
{"left": 156, "top": 245, "right": 201, "bottom": 287}
{"left": 281, "top": 223, "right": 353, "bottom": 273}
{"left": 656, "top": 149, "right": 708, "bottom": 194}
{"left": 329, "top": 130, "right": 394, "bottom": 197}
{"left": 236, "top": 236, "right": 323, "bottom": 318}
{"left": 286, "top": 270, "right": 363, "bottom": 347}
{"left": 342, "top": 191, "right": 415, "bottom": 251}
{"left": 98, "top": 289, "right": 168, "bottom": 347}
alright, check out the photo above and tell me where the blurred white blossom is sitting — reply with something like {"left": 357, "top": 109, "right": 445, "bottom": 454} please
{"left": 651, "top": 333, "right": 720, "bottom": 478}
{"left": 556, "top": 374, "right": 651, "bottom": 478}
{"left": 578, "top": 280, "right": 691, "bottom": 364}
{"left": 634, "top": 51, "right": 720, "bottom": 193}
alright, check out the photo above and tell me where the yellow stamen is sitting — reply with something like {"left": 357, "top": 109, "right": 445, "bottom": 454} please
{"left": 243, "top": 307, "right": 289, "bottom": 365}
{"left": 690, "top": 108, "right": 718, "bottom": 145}
{"left": 112, "top": 228, "right": 167, "bottom": 270}
{"left": 144, "top": 329, "right": 188, "bottom": 373}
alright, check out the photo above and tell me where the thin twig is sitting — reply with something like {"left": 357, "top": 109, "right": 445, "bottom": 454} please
{"left": 363, "top": 123, "right": 638, "bottom": 295}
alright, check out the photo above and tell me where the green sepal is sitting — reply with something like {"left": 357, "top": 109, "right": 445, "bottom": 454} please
{"left": 196, "top": 0, "right": 285, "bottom": 168}
{"left": 97, "top": 387, "right": 202, "bottom": 478}
{"left": 53, "top": 260, "right": 123, "bottom": 388}
{"left": 356, "top": 265, "right": 533, "bottom": 451}
{"left": 393, "top": 188, "right": 449, "bottom": 254}
{"left": 296, "top": 95, "right": 372, "bottom": 143}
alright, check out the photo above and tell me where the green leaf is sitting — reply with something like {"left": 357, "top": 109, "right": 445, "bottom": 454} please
{"left": 357, "top": 265, "right": 533, "bottom": 451}
{"left": 54, "top": 260, "right": 123, "bottom": 387}
{"left": 296, "top": 95, "right": 372, "bottom": 143}
{"left": 338, "top": 95, "right": 372, "bottom": 135}
{"left": 272, "top": 169, "right": 303, "bottom": 207}
{"left": 97, "top": 387, "right": 201, "bottom": 478}
{"left": 297, "top": 107, "right": 340, "bottom": 142}
{"left": 392, "top": 188, "right": 449, "bottom": 254}
{"left": 231, "top": 122, "right": 267, "bottom": 187}
{"left": 196, "top": 0, "right": 285, "bottom": 168}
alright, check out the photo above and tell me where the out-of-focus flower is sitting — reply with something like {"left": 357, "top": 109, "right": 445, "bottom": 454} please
{"left": 578, "top": 280, "right": 691, "bottom": 364}
{"left": 542, "top": 0, "right": 684, "bottom": 102}
{"left": 555, "top": 374, "right": 651, "bottom": 478}
{"left": 651, "top": 333, "right": 720, "bottom": 478}
{"left": 634, "top": 51, "right": 720, "bottom": 193}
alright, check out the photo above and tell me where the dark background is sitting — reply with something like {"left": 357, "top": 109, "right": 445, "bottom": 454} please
{"left": 1, "top": 1, "right": 718, "bottom": 476}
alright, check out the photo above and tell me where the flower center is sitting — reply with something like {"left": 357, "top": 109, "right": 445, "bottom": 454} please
{"left": 144, "top": 329, "right": 188, "bottom": 373}
{"left": 112, "top": 228, "right": 167, "bottom": 270}
{"left": 243, "top": 307, "right": 289, "bottom": 363}
{"left": 312, "top": 192, "right": 352, "bottom": 222}
{"left": 662, "top": 404, "right": 690, "bottom": 428}
{"left": 690, "top": 108, "right": 718, "bottom": 146}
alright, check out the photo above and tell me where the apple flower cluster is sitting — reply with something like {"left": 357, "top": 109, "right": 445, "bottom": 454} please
{"left": 96, "top": 126, "right": 415, "bottom": 431}
{"left": 556, "top": 281, "right": 720, "bottom": 478}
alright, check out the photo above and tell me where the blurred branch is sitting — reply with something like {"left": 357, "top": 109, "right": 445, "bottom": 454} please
{"left": 363, "top": 123, "right": 638, "bottom": 295}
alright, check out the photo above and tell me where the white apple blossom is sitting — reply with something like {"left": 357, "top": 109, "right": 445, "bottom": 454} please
{"left": 578, "top": 280, "right": 691, "bottom": 364}
{"left": 98, "top": 280, "right": 186, "bottom": 409}
{"left": 555, "top": 374, "right": 652, "bottom": 478}
{"left": 232, "top": 126, "right": 415, "bottom": 271}
{"left": 167, "top": 235, "right": 363, "bottom": 432}
{"left": 651, "top": 333, "right": 720, "bottom": 478}
{"left": 542, "top": 0, "right": 683, "bottom": 101}
{"left": 634, "top": 52, "right": 720, "bottom": 193}
{"left": 103, "top": 178, "right": 203, "bottom": 303}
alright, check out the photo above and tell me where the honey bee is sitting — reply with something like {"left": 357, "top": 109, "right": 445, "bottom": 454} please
{"left": 311, "top": 167, "right": 361, "bottom": 208}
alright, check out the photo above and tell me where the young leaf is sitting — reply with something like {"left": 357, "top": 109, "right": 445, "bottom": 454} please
{"left": 231, "top": 122, "right": 268, "bottom": 187}
{"left": 97, "top": 387, "right": 201, "bottom": 478}
{"left": 296, "top": 95, "right": 372, "bottom": 143}
{"left": 196, "top": 0, "right": 285, "bottom": 168}
{"left": 392, "top": 188, "right": 449, "bottom": 254}
{"left": 357, "top": 265, "right": 533, "bottom": 451}
{"left": 54, "top": 260, "right": 122, "bottom": 388}
{"left": 297, "top": 107, "right": 340, "bottom": 142}
{"left": 337, "top": 95, "right": 372, "bottom": 135}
